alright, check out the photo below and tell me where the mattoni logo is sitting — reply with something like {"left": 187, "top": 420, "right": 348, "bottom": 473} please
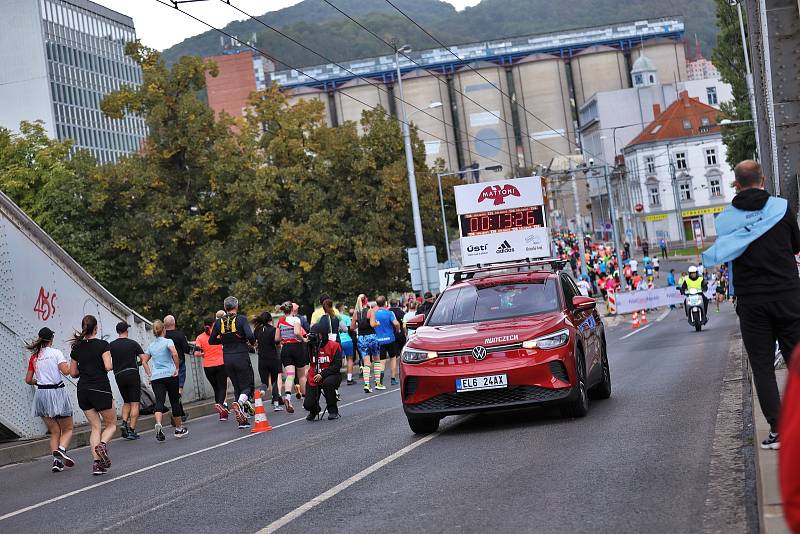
{"left": 478, "top": 184, "right": 521, "bottom": 206}
{"left": 496, "top": 240, "right": 514, "bottom": 254}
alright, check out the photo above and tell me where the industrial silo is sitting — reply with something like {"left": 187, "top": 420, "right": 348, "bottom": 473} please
{"left": 334, "top": 78, "right": 391, "bottom": 135}
{"left": 392, "top": 69, "right": 458, "bottom": 171}
{"left": 284, "top": 86, "right": 333, "bottom": 127}
{"left": 511, "top": 53, "right": 575, "bottom": 169}
{"left": 451, "top": 61, "right": 517, "bottom": 177}
{"left": 570, "top": 45, "right": 629, "bottom": 108}
{"left": 633, "top": 38, "right": 688, "bottom": 84}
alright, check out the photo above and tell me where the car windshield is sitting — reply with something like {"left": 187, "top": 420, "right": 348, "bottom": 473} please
{"left": 426, "top": 279, "right": 560, "bottom": 326}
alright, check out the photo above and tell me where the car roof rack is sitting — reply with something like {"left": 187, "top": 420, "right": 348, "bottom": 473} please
{"left": 447, "top": 258, "right": 567, "bottom": 285}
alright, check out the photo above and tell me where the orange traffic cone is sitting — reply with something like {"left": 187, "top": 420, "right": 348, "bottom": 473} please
{"left": 251, "top": 389, "right": 272, "bottom": 433}
{"left": 631, "top": 311, "right": 640, "bottom": 329}
{"left": 640, "top": 309, "right": 648, "bottom": 324}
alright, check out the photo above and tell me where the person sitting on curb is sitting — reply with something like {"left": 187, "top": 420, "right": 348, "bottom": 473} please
{"left": 304, "top": 325, "right": 342, "bottom": 421}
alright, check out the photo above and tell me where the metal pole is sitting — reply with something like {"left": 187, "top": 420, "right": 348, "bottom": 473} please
{"left": 569, "top": 161, "right": 588, "bottom": 277}
{"left": 670, "top": 161, "right": 685, "bottom": 247}
{"left": 396, "top": 49, "right": 429, "bottom": 293}
{"left": 757, "top": 0, "right": 780, "bottom": 193}
{"left": 437, "top": 172, "right": 451, "bottom": 266}
{"left": 735, "top": 1, "right": 763, "bottom": 165}
{"left": 602, "top": 164, "right": 626, "bottom": 290}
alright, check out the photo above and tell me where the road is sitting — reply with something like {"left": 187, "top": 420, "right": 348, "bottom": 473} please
{"left": 0, "top": 304, "right": 746, "bottom": 533}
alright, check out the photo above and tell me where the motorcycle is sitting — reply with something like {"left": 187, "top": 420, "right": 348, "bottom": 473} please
{"left": 685, "top": 288, "right": 706, "bottom": 332}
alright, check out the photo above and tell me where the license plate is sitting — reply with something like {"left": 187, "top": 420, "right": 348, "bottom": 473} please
{"left": 455, "top": 374, "right": 508, "bottom": 392}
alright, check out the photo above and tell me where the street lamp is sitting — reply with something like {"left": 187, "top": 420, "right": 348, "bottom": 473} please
{"left": 395, "top": 44, "right": 430, "bottom": 293}
{"left": 409, "top": 101, "right": 442, "bottom": 119}
{"left": 436, "top": 165, "right": 503, "bottom": 266}
{"left": 719, "top": 118, "right": 754, "bottom": 126}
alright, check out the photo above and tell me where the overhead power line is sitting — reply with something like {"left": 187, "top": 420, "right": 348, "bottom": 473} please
{"left": 153, "top": 0, "right": 510, "bottom": 170}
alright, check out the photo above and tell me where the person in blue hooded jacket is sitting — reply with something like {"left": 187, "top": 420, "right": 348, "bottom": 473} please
{"left": 703, "top": 160, "right": 800, "bottom": 450}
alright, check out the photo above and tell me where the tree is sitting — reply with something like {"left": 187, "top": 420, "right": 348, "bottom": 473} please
{"left": 711, "top": 0, "right": 757, "bottom": 166}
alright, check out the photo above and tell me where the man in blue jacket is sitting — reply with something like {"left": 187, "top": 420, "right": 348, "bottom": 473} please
{"left": 704, "top": 160, "right": 800, "bottom": 450}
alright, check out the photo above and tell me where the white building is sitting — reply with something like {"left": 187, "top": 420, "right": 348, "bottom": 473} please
{"left": 623, "top": 90, "right": 736, "bottom": 244}
{"left": 0, "top": 0, "right": 146, "bottom": 163}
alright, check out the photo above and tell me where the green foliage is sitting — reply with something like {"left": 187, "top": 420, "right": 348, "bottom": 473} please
{"left": 1, "top": 44, "right": 448, "bottom": 332}
{"left": 711, "top": 0, "right": 757, "bottom": 166}
{"left": 162, "top": 0, "right": 719, "bottom": 69}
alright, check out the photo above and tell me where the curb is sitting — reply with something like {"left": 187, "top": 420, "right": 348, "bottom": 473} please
{"left": 0, "top": 400, "right": 220, "bottom": 467}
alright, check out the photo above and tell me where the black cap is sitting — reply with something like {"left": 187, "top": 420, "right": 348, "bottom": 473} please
{"left": 115, "top": 321, "right": 130, "bottom": 334}
{"left": 38, "top": 327, "right": 55, "bottom": 341}
{"left": 424, "top": 291, "right": 434, "bottom": 299}
{"left": 319, "top": 294, "right": 331, "bottom": 305}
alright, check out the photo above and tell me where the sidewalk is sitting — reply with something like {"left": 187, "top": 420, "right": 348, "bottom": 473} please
{"left": 0, "top": 398, "right": 220, "bottom": 467}
{"left": 752, "top": 365, "right": 790, "bottom": 534}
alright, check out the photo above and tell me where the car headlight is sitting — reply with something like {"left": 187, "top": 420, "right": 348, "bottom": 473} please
{"left": 402, "top": 348, "right": 438, "bottom": 363}
{"left": 522, "top": 329, "right": 570, "bottom": 350}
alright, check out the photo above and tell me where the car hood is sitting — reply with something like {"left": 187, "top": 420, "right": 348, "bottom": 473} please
{"left": 407, "top": 312, "right": 565, "bottom": 351}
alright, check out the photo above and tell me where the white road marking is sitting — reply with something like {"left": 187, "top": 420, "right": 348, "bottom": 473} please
{"left": 656, "top": 309, "right": 671, "bottom": 322}
{"left": 620, "top": 324, "right": 652, "bottom": 340}
{"left": 0, "top": 388, "right": 399, "bottom": 522}
{"left": 257, "top": 433, "right": 439, "bottom": 533}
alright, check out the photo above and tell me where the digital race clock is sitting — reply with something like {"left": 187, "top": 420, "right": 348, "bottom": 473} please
{"left": 459, "top": 206, "right": 544, "bottom": 237}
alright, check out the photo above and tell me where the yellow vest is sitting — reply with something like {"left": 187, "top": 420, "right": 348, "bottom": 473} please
{"left": 685, "top": 276, "right": 704, "bottom": 290}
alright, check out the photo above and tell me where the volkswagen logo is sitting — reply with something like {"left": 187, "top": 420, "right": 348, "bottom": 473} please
{"left": 472, "top": 346, "right": 487, "bottom": 361}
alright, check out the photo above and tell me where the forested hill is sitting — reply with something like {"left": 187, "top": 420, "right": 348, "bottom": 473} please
{"left": 161, "top": 0, "right": 718, "bottom": 68}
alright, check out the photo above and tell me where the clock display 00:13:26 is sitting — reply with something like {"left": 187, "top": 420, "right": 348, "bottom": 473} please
{"left": 460, "top": 206, "right": 544, "bottom": 237}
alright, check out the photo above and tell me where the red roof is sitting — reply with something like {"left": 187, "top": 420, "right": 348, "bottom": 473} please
{"left": 626, "top": 90, "right": 723, "bottom": 148}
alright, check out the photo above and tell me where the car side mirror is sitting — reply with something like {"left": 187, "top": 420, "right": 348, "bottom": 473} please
{"left": 405, "top": 314, "right": 425, "bottom": 329}
{"left": 572, "top": 296, "right": 596, "bottom": 312}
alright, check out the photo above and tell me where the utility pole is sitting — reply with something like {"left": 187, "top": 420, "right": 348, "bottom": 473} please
{"left": 600, "top": 163, "right": 626, "bottom": 290}
{"left": 732, "top": 0, "right": 763, "bottom": 164}
{"left": 569, "top": 159, "right": 588, "bottom": 277}
{"left": 395, "top": 45, "right": 429, "bottom": 293}
{"left": 669, "top": 160, "right": 686, "bottom": 247}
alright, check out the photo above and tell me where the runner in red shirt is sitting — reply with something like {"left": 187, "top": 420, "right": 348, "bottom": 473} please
{"left": 194, "top": 317, "right": 228, "bottom": 420}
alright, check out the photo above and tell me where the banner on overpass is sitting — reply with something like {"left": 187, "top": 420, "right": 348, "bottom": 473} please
{"left": 615, "top": 284, "right": 717, "bottom": 314}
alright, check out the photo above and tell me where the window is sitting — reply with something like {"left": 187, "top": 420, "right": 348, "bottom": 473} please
{"left": 648, "top": 183, "right": 660, "bottom": 206}
{"left": 710, "top": 178, "right": 722, "bottom": 197}
{"left": 645, "top": 155, "right": 655, "bottom": 174}
{"left": 682, "top": 119, "right": 692, "bottom": 130}
{"left": 675, "top": 152, "right": 688, "bottom": 170}
{"left": 705, "top": 148, "right": 717, "bottom": 166}
{"left": 634, "top": 74, "right": 643, "bottom": 85}
{"left": 679, "top": 182, "right": 692, "bottom": 201}
{"left": 700, "top": 117, "right": 711, "bottom": 127}
{"left": 707, "top": 87, "right": 718, "bottom": 106}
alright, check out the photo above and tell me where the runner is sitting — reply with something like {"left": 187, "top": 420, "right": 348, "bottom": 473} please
{"left": 253, "top": 311, "right": 283, "bottom": 412}
{"left": 69, "top": 315, "right": 116, "bottom": 476}
{"left": 109, "top": 322, "right": 145, "bottom": 440}
{"left": 163, "top": 315, "right": 191, "bottom": 397}
{"left": 142, "top": 320, "right": 188, "bottom": 441}
{"left": 25, "top": 327, "right": 75, "bottom": 473}
{"left": 336, "top": 302, "right": 355, "bottom": 385}
{"left": 276, "top": 301, "right": 307, "bottom": 414}
{"left": 352, "top": 295, "right": 380, "bottom": 393}
{"left": 194, "top": 317, "right": 229, "bottom": 421}
{"left": 209, "top": 296, "right": 256, "bottom": 428}
{"left": 387, "top": 298, "right": 406, "bottom": 386}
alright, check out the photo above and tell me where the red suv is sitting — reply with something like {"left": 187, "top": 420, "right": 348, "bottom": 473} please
{"left": 401, "top": 262, "right": 611, "bottom": 434}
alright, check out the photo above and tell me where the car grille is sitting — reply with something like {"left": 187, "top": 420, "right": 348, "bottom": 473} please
{"left": 406, "top": 385, "right": 569, "bottom": 413}
{"left": 436, "top": 342, "right": 523, "bottom": 358}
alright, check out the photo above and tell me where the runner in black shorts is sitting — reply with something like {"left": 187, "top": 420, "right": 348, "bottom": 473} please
{"left": 69, "top": 315, "right": 116, "bottom": 476}
{"left": 253, "top": 312, "right": 283, "bottom": 412}
{"left": 276, "top": 301, "right": 308, "bottom": 413}
{"left": 109, "top": 321, "right": 145, "bottom": 440}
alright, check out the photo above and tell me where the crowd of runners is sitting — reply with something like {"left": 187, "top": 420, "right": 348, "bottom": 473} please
{"left": 24, "top": 291, "right": 434, "bottom": 476}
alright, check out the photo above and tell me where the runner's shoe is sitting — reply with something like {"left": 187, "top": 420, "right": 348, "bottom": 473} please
{"left": 214, "top": 403, "right": 228, "bottom": 419}
{"left": 174, "top": 427, "right": 189, "bottom": 438}
{"left": 347, "top": 379, "right": 354, "bottom": 385}
{"left": 336, "top": 389, "right": 341, "bottom": 401}
{"left": 391, "top": 377, "right": 399, "bottom": 386}
{"left": 120, "top": 421, "right": 129, "bottom": 439}
{"left": 243, "top": 400, "right": 255, "bottom": 417}
{"left": 284, "top": 396, "right": 295, "bottom": 414}
{"left": 52, "top": 459, "right": 64, "bottom": 472}
{"left": 364, "top": 384, "right": 372, "bottom": 393}
{"left": 380, "top": 371, "right": 385, "bottom": 384}
{"left": 238, "top": 422, "right": 251, "bottom": 430}
{"left": 328, "top": 412, "right": 341, "bottom": 420}
{"left": 761, "top": 432, "right": 780, "bottom": 450}
{"left": 375, "top": 383, "right": 386, "bottom": 391}
{"left": 294, "top": 384, "right": 302, "bottom": 399}
{"left": 92, "top": 460, "right": 106, "bottom": 476}
{"left": 155, "top": 423, "right": 165, "bottom": 442}
{"left": 127, "top": 430, "right": 141, "bottom": 440}
{"left": 53, "top": 448, "right": 74, "bottom": 468}
{"left": 231, "top": 402, "right": 248, "bottom": 426}
{"left": 94, "top": 443, "right": 111, "bottom": 469}
{"left": 306, "top": 412, "right": 319, "bottom": 422}
{"left": 273, "top": 401, "right": 283, "bottom": 412}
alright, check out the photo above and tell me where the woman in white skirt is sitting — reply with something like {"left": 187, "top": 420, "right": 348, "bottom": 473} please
{"left": 24, "top": 327, "right": 75, "bottom": 472}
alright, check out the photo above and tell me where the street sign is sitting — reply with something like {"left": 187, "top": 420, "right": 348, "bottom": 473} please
{"left": 407, "top": 246, "right": 439, "bottom": 293}
{"left": 454, "top": 176, "right": 550, "bottom": 266}
{"left": 625, "top": 228, "right": 633, "bottom": 237}
{"left": 604, "top": 223, "right": 612, "bottom": 230}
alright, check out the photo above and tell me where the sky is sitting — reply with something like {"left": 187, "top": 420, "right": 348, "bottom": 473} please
{"left": 95, "top": 0, "right": 481, "bottom": 51}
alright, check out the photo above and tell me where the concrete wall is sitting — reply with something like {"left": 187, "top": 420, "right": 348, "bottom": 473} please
{"left": 0, "top": 0, "right": 54, "bottom": 135}
{"left": 570, "top": 46, "right": 629, "bottom": 108}
{"left": 513, "top": 55, "right": 574, "bottom": 168}
{"left": 394, "top": 70, "right": 458, "bottom": 170}
{"left": 452, "top": 62, "right": 517, "bottom": 175}
{"left": 335, "top": 79, "right": 391, "bottom": 135}
{"left": 285, "top": 87, "right": 332, "bottom": 126}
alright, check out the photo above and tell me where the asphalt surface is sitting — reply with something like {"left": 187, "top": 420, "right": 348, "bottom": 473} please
{"left": 0, "top": 303, "right": 744, "bottom": 534}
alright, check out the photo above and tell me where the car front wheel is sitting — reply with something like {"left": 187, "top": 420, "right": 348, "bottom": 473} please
{"left": 562, "top": 350, "right": 589, "bottom": 418}
{"left": 589, "top": 341, "right": 612, "bottom": 400}
{"left": 407, "top": 416, "right": 440, "bottom": 434}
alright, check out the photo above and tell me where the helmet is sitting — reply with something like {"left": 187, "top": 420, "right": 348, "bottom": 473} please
{"left": 688, "top": 266, "right": 698, "bottom": 274}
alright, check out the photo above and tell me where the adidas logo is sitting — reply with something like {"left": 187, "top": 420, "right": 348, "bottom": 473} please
{"left": 496, "top": 240, "right": 514, "bottom": 254}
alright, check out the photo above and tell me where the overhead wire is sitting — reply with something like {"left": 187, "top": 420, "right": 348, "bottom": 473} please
{"left": 153, "top": 0, "right": 511, "bottom": 171}
{"left": 216, "top": 0, "right": 526, "bottom": 168}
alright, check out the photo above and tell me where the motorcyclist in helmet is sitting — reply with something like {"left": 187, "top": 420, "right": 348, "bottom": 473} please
{"left": 681, "top": 265, "right": 709, "bottom": 323}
